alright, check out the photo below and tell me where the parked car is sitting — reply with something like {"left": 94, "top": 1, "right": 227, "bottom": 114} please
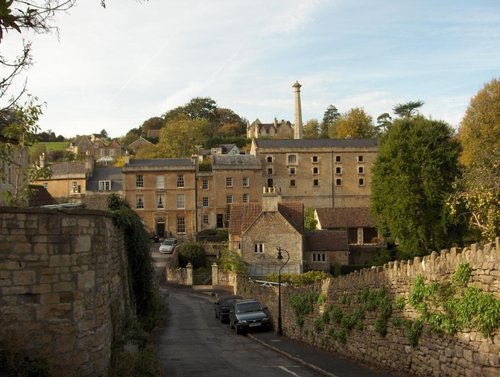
{"left": 229, "top": 299, "right": 271, "bottom": 335}
{"left": 214, "top": 295, "right": 242, "bottom": 323}
{"left": 159, "top": 238, "right": 178, "bottom": 254}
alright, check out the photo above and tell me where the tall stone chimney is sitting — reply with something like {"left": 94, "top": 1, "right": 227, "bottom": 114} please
{"left": 292, "top": 81, "right": 303, "bottom": 139}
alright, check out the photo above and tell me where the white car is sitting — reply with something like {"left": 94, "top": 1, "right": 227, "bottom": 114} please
{"left": 159, "top": 238, "right": 178, "bottom": 254}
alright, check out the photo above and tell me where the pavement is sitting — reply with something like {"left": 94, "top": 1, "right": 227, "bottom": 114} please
{"left": 248, "top": 331, "right": 409, "bottom": 377}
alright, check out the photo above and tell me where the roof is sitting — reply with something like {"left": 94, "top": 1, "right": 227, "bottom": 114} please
{"left": 305, "top": 230, "right": 348, "bottom": 251}
{"left": 125, "top": 158, "right": 194, "bottom": 168}
{"left": 212, "top": 154, "right": 261, "bottom": 169}
{"left": 28, "top": 185, "right": 58, "bottom": 207}
{"left": 254, "top": 138, "right": 378, "bottom": 149}
{"left": 229, "top": 203, "right": 262, "bottom": 235}
{"left": 278, "top": 201, "right": 304, "bottom": 234}
{"left": 86, "top": 167, "right": 123, "bottom": 191}
{"left": 49, "top": 161, "right": 86, "bottom": 176}
{"left": 229, "top": 201, "right": 304, "bottom": 235}
{"left": 128, "top": 136, "right": 153, "bottom": 149}
{"left": 315, "top": 207, "right": 376, "bottom": 229}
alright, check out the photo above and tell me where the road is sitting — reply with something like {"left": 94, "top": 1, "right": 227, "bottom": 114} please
{"left": 153, "top": 285, "right": 324, "bottom": 377}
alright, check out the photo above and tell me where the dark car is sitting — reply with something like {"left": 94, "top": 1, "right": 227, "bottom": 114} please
{"left": 214, "top": 294, "right": 242, "bottom": 323}
{"left": 229, "top": 299, "right": 272, "bottom": 335}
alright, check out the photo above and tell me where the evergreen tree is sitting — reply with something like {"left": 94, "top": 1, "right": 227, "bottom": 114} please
{"left": 371, "top": 115, "right": 461, "bottom": 258}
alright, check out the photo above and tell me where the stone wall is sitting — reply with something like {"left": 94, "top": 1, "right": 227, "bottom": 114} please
{"left": 232, "top": 239, "right": 500, "bottom": 377}
{"left": 0, "top": 207, "right": 132, "bottom": 377}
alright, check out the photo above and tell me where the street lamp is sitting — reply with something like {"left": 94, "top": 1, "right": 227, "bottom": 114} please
{"left": 276, "top": 247, "right": 290, "bottom": 336}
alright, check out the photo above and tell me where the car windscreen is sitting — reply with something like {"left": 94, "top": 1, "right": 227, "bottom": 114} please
{"left": 236, "top": 302, "right": 262, "bottom": 313}
{"left": 163, "top": 240, "right": 174, "bottom": 245}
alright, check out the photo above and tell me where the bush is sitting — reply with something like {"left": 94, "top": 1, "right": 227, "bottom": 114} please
{"left": 177, "top": 242, "right": 207, "bottom": 269}
{"left": 218, "top": 249, "right": 247, "bottom": 274}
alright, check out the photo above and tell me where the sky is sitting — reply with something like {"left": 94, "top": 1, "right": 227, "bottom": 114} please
{"left": 1, "top": 0, "right": 499, "bottom": 139}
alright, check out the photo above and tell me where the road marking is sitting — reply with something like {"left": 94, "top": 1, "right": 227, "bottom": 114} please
{"left": 278, "top": 365, "right": 301, "bottom": 376}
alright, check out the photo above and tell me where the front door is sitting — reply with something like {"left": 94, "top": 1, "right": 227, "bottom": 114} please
{"left": 156, "top": 221, "right": 165, "bottom": 238}
{"left": 216, "top": 214, "right": 224, "bottom": 228}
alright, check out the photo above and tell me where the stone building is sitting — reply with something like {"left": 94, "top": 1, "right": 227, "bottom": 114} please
{"left": 122, "top": 158, "right": 197, "bottom": 240}
{"left": 250, "top": 138, "right": 378, "bottom": 209}
{"left": 229, "top": 187, "right": 305, "bottom": 277}
{"left": 246, "top": 118, "right": 294, "bottom": 139}
{"left": 34, "top": 161, "right": 88, "bottom": 200}
{"left": 304, "top": 230, "right": 349, "bottom": 271}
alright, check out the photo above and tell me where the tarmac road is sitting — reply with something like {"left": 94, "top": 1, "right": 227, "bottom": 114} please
{"left": 153, "top": 285, "right": 325, "bottom": 377}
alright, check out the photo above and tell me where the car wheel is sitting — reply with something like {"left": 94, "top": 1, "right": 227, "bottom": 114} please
{"left": 219, "top": 316, "right": 225, "bottom": 324}
{"left": 235, "top": 326, "right": 244, "bottom": 335}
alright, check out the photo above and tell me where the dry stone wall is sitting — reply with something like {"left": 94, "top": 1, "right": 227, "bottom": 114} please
{"left": 0, "top": 207, "right": 132, "bottom": 377}
{"left": 234, "top": 239, "right": 500, "bottom": 377}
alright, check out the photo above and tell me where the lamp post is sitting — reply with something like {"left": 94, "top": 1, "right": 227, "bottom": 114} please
{"left": 276, "top": 247, "right": 290, "bottom": 336}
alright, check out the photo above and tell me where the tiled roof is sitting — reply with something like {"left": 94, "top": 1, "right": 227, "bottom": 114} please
{"left": 125, "top": 158, "right": 194, "bottom": 168}
{"left": 305, "top": 230, "right": 348, "bottom": 251}
{"left": 50, "top": 161, "right": 86, "bottom": 176}
{"left": 278, "top": 201, "right": 304, "bottom": 234}
{"left": 212, "top": 155, "right": 261, "bottom": 169}
{"left": 229, "top": 203, "right": 262, "bottom": 235}
{"left": 315, "top": 207, "right": 376, "bottom": 229}
{"left": 229, "top": 201, "right": 304, "bottom": 236}
{"left": 254, "top": 138, "right": 378, "bottom": 149}
{"left": 28, "top": 185, "right": 57, "bottom": 207}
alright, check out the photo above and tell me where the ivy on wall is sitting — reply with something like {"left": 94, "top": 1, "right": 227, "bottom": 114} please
{"left": 289, "top": 263, "right": 500, "bottom": 348}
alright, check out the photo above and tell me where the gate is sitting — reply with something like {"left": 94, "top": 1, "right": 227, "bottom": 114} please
{"left": 193, "top": 267, "right": 212, "bottom": 285}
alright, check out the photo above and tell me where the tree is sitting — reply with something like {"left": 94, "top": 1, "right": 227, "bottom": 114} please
{"left": 328, "top": 108, "right": 376, "bottom": 139}
{"left": 393, "top": 100, "right": 424, "bottom": 118}
{"left": 376, "top": 113, "right": 392, "bottom": 134}
{"left": 0, "top": 96, "right": 51, "bottom": 205}
{"left": 320, "top": 105, "right": 340, "bottom": 138}
{"left": 303, "top": 119, "right": 320, "bottom": 139}
{"left": 140, "top": 116, "right": 164, "bottom": 135}
{"left": 371, "top": 115, "right": 461, "bottom": 258}
{"left": 156, "top": 114, "right": 208, "bottom": 158}
{"left": 452, "top": 78, "right": 500, "bottom": 240}
{"left": 304, "top": 208, "right": 318, "bottom": 230}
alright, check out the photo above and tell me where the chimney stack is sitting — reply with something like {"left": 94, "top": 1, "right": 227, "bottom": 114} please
{"left": 292, "top": 81, "right": 303, "bottom": 139}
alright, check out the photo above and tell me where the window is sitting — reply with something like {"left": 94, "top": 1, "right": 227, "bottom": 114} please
{"left": 267, "top": 167, "right": 273, "bottom": 175}
{"left": 313, "top": 179, "right": 319, "bottom": 187}
{"left": 289, "top": 167, "right": 296, "bottom": 175}
{"left": 98, "top": 180, "right": 111, "bottom": 191}
{"left": 136, "top": 175, "right": 144, "bottom": 188}
{"left": 290, "top": 179, "right": 296, "bottom": 187}
{"left": 202, "top": 197, "right": 209, "bottom": 207}
{"left": 242, "top": 177, "right": 249, "bottom": 187}
{"left": 312, "top": 155, "right": 319, "bottom": 163}
{"left": 254, "top": 243, "right": 265, "bottom": 253}
{"left": 287, "top": 154, "right": 297, "bottom": 165}
{"left": 313, "top": 167, "right": 319, "bottom": 175}
{"left": 203, "top": 214, "right": 209, "bottom": 224}
{"left": 359, "top": 178, "right": 365, "bottom": 187}
{"left": 243, "top": 193, "right": 249, "bottom": 203}
{"left": 335, "top": 155, "right": 341, "bottom": 163}
{"left": 312, "top": 253, "right": 326, "bottom": 262}
{"left": 177, "top": 217, "right": 186, "bottom": 233}
{"left": 71, "top": 181, "right": 79, "bottom": 193}
{"left": 156, "top": 194, "right": 165, "bottom": 209}
{"left": 358, "top": 155, "right": 364, "bottom": 163}
{"left": 358, "top": 166, "right": 365, "bottom": 174}
{"left": 335, "top": 166, "right": 342, "bottom": 175}
{"left": 176, "top": 194, "right": 185, "bottom": 209}
{"left": 226, "top": 177, "right": 233, "bottom": 188}
{"left": 336, "top": 178, "right": 342, "bottom": 186}
{"left": 202, "top": 179, "right": 209, "bottom": 190}
{"left": 226, "top": 195, "right": 233, "bottom": 204}
{"left": 136, "top": 194, "right": 144, "bottom": 209}
{"left": 176, "top": 174, "right": 184, "bottom": 188}
{"left": 267, "top": 178, "right": 274, "bottom": 187}
{"left": 155, "top": 176, "right": 165, "bottom": 189}
{"left": 266, "top": 155, "right": 273, "bottom": 163}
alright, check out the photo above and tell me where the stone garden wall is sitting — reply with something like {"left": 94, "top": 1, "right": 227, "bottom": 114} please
{"left": 231, "top": 239, "right": 500, "bottom": 377}
{"left": 0, "top": 207, "right": 132, "bottom": 377}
